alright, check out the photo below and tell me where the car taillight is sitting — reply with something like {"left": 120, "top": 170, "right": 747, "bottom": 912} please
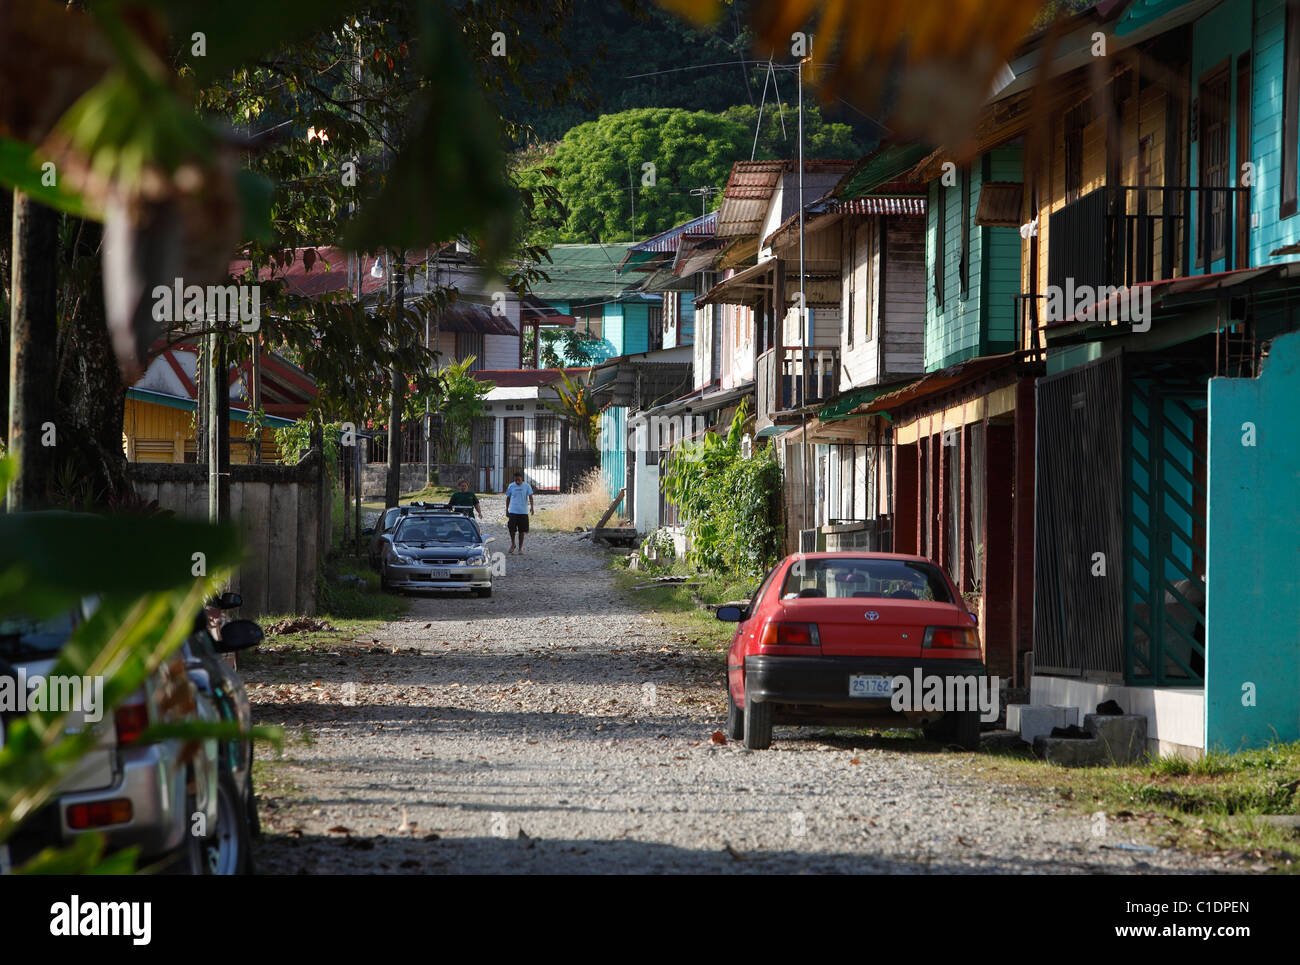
{"left": 760, "top": 622, "right": 821, "bottom": 647}
{"left": 67, "top": 799, "right": 133, "bottom": 830}
{"left": 923, "top": 626, "right": 981, "bottom": 650}
{"left": 114, "top": 701, "right": 149, "bottom": 745}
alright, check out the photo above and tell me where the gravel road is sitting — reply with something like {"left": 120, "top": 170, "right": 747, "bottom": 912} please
{"left": 243, "top": 496, "right": 1243, "bottom": 874}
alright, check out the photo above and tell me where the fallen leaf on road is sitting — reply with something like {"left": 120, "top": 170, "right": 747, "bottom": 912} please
{"left": 709, "top": 731, "right": 726, "bottom": 745}
{"left": 328, "top": 825, "right": 354, "bottom": 834}
{"left": 423, "top": 624, "right": 432, "bottom": 629}
{"left": 849, "top": 757, "right": 862, "bottom": 765}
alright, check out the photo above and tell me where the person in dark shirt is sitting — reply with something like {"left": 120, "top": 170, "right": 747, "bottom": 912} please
{"left": 448, "top": 479, "right": 482, "bottom": 519}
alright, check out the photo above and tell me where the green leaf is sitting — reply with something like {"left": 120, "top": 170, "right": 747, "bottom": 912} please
{"left": 0, "top": 512, "right": 241, "bottom": 618}
{"left": 341, "top": 2, "right": 517, "bottom": 262}
{"left": 131, "top": 0, "right": 363, "bottom": 85}
{"left": 235, "top": 169, "right": 274, "bottom": 244}
{"left": 0, "top": 136, "right": 94, "bottom": 218}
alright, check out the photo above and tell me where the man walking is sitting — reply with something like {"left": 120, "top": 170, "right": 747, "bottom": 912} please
{"left": 449, "top": 478, "right": 482, "bottom": 519}
{"left": 505, "top": 470, "right": 534, "bottom": 554}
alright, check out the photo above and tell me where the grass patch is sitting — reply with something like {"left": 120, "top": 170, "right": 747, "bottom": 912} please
{"left": 252, "top": 757, "right": 303, "bottom": 799}
{"left": 612, "top": 559, "right": 755, "bottom": 651}
{"left": 535, "top": 469, "right": 617, "bottom": 531}
{"left": 317, "top": 554, "right": 409, "bottom": 622}
{"left": 240, "top": 555, "right": 408, "bottom": 665}
{"left": 965, "top": 741, "right": 1300, "bottom": 869}
{"left": 359, "top": 483, "right": 457, "bottom": 515}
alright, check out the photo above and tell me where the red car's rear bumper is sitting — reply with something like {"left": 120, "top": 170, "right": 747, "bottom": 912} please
{"left": 740, "top": 654, "right": 986, "bottom": 711}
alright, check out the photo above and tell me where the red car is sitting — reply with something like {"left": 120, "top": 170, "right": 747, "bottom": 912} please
{"left": 718, "top": 552, "right": 985, "bottom": 750}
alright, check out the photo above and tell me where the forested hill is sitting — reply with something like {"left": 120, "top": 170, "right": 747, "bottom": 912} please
{"left": 495, "top": 0, "right": 883, "bottom": 149}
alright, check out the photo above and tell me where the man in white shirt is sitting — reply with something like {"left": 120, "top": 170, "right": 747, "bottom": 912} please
{"left": 504, "top": 471, "right": 535, "bottom": 554}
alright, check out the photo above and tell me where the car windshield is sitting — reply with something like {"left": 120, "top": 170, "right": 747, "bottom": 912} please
{"left": 394, "top": 517, "right": 479, "bottom": 544}
{"left": 0, "top": 610, "right": 78, "bottom": 657}
{"left": 780, "top": 558, "right": 954, "bottom": 602}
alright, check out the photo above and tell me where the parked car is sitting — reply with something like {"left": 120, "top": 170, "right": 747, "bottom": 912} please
{"left": 364, "top": 502, "right": 442, "bottom": 569}
{"left": 717, "top": 552, "right": 984, "bottom": 750}
{"left": 0, "top": 598, "right": 263, "bottom": 874}
{"left": 180, "top": 592, "right": 264, "bottom": 874}
{"left": 380, "top": 512, "right": 495, "bottom": 596}
{"left": 1, "top": 601, "right": 218, "bottom": 872}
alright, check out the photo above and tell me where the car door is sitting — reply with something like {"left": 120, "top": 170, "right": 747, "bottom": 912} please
{"left": 728, "top": 562, "right": 785, "bottom": 702}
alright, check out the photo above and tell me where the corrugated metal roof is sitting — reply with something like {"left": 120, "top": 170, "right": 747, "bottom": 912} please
{"left": 826, "top": 197, "right": 926, "bottom": 216}
{"left": 629, "top": 211, "right": 718, "bottom": 253}
{"left": 717, "top": 159, "right": 855, "bottom": 238}
{"left": 834, "top": 143, "right": 932, "bottom": 199}
{"left": 438, "top": 304, "right": 519, "bottom": 336}
{"left": 471, "top": 368, "right": 589, "bottom": 387}
{"left": 528, "top": 243, "right": 641, "bottom": 300}
{"left": 857, "top": 354, "right": 1023, "bottom": 415}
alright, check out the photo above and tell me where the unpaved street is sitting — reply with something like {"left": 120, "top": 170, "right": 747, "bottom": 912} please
{"left": 244, "top": 498, "right": 1239, "bottom": 874}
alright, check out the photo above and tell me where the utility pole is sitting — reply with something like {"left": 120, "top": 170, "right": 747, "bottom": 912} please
{"left": 6, "top": 191, "right": 59, "bottom": 511}
{"left": 798, "top": 52, "right": 810, "bottom": 540}
{"left": 206, "top": 313, "right": 230, "bottom": 524}
{"left": 384, "top": 248, "right": 406, "bottom": 508}
{"left": 424, "top": 247, "right": 434, "bottom": 488}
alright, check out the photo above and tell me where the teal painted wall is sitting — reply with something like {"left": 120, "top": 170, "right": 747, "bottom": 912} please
{"left": 619, "top": 302, "right": 653, "bottom": 356}
{"left": 1251, "top": 0, "right": 1300, "bottom": 268}
{"left": 599, "top": 405, "right": 627, "bottom": 502}
{"left": 1204, "top": 329, "right": 1300, "bottom": 750}
{"left": 1188, "top": 0, "right": 1253, "bottom": 275}
{"left": 925, "top": 145, "right": 1023, "bottom": 370}
{"left": 1046, "top": 342, "right": 1105, "bottom": 375}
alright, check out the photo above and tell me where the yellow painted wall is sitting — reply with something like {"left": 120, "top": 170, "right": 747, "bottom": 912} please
{"left": 122, "top": 398, "right": 281, "bottom": 464}
{"left": 1023, "top": 69, "right": 1184, "bottom": 354}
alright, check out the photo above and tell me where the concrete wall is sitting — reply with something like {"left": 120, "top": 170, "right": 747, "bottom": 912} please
{"left": 1031, "top": 674, "right": 1206, "bottom": 758}
{"left": 128, "top": 452, "right": 330, "bottom": 618}
{"left": 361, "top": 462, "right": 475, "bottom": 498}
{"left": 1205, "top": 329, "right": 1300, "bottom": 751}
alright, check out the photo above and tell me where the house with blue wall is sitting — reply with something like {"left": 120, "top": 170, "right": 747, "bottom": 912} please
{"left": 1013, "top": 0, "right": 1300, "bottom": 755}
{"left": 848, "top": 136, "right": 1041, "bottom": 687}
{"left": 526, "top": 243, "right": 662, "bottom": 367}
{"left": 525, "top": 242, "right": 665, "bottom": 503}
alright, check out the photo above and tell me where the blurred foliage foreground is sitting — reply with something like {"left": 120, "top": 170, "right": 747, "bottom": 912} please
{"left": 0, "top": 460, "right": 280, "bottom": 873}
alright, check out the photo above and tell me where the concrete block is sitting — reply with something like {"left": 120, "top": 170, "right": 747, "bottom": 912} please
{"left": 1007, "top": 704, "right": 1077, "bottom": 745}
{"left": 1084, "top": 713, "right": 1148, "bottom": 765}
{"left": 1032, "top": 714, "right": 1151, "bottom": 767}
{"left": 1033, "top": 734, "right": 1106, "bottom": 767}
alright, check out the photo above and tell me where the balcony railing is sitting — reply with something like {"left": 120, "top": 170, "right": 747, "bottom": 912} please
{"left": 1046, "top": 184, "right": 1251, "bottom": 299}
{"left": 757, "top": 345, "right": 839, "bottom": 425}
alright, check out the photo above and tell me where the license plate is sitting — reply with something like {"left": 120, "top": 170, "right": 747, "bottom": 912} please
{"left": 849, "top": 674, "right": 895, "bottom": 698}
{"left": 429, "top": 569, "right": 450, "bottom": 580}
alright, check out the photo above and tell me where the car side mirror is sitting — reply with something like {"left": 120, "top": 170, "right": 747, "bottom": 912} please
{"left": 214, "top": 619, "right": 264, "bottom": 654}
{"left": 361, "top": 527, "right": 375, "bottom": 537}
{"left": 214, "top": 591, "right": 242, "bottom": 610}
{"left": 715, "top": 605, "right": 747, "bottom": 623}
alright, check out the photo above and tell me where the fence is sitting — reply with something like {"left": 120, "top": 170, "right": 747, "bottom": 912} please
{"left": 128, "top": 450, "right": 331, "bottom": 617}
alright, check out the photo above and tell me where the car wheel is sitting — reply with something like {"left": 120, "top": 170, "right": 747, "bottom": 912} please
{"left": 160, "top": 785, "right": 208, "bottom": 875}
{"left": 742, "top": 679, "right": 772, "bottom": 750}
{"left": 951, "top": 709, "right": 980, "bottom": 751}
{"left": 202, "top": 768, "right": 251, "bottom": 875}
{"left": 725, "top": 682, "right": 744, "bottom": 740}
{"left": 380, "top": 565, "right": 392, "bottom": 593}
{"left": 477, "top": 587, "right": 492, "bottom": 598}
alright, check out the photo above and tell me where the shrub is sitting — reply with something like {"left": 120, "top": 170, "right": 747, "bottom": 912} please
{"left": 660, "top": 400, "right": 782, "bottom": 580}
